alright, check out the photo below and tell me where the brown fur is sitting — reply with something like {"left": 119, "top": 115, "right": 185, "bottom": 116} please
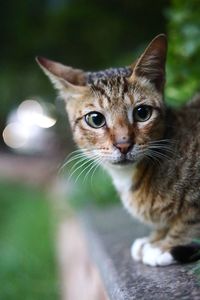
{"left": 37, "top": 34, "right": 200, "bottom": 265}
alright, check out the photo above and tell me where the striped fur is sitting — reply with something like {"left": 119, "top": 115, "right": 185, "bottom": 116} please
{"left": 37, "top": 34, "right": 200, "bottom": 266}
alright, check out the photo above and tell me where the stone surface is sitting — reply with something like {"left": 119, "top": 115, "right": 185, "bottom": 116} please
{"left": 80, "top": 205, "right": 200, "bottom": 300}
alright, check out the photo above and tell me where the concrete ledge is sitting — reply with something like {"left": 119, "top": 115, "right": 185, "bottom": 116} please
{"left": 57, "top": 218, "right": 109, "bottom": 300}
{"left": 80, "top": 205, "right": 200, "bottom": 300}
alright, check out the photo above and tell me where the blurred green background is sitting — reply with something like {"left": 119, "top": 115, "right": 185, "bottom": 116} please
{"left": 0, "top": 0, "right": 200, "bottom": 299}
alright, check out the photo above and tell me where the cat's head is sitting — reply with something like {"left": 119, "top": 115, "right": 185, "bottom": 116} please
{"left": 36, "top": 34, "right": 168, "bottom": 167}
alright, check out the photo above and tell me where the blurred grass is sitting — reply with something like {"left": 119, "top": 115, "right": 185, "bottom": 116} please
{"left": 0, "top": 181, "right": 59, "bottom": 300}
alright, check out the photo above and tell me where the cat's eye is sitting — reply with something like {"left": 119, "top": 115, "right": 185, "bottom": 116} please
{"left": 133, "top": 105, "right": 152, "bottom": 122}
{"left": 85, "top": 111, "right": 106, "bottom": 129}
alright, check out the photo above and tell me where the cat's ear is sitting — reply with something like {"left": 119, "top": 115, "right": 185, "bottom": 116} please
{"left": 36, "top": 57, "right": 90, "bottom": 99}
{"left": 130, "top": 34, "right": 167, "bottom": 92}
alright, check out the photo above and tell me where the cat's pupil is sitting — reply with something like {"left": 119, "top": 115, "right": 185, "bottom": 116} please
{"left": 85, "top": 112, "right": 106, "bottom": 128}
{"left": 133, "top": 105, "right": 152, "bottom": 122}
{"left": 92, "top": 114, "right": 103, "bottom": 126}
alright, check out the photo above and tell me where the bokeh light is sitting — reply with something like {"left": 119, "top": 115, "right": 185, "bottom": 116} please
{"left": 2, "top": 99, "right": 57, "bottom": 152}
{"left": 17, "top": 100, "right": 56, "bottom": 128}
{"left": 3, "top": 122, "right": 29, "bottom": 149}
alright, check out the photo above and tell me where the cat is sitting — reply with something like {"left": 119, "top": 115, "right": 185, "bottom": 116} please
{"left": 36, "top": 34, "right": 200, "bottom": 267}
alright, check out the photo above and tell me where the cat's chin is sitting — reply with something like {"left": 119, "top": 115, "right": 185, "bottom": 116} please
{"left": 109, "top": 158, "right": 136, "bottom": 167}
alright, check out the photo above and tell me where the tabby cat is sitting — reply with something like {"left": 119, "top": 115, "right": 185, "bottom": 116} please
{"left": 37, "top": 34, "right": 200, "bottom": 266}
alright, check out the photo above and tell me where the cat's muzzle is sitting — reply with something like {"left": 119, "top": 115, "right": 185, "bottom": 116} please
{"left": 110, "top": 154, "right": 136, "bottom": 165}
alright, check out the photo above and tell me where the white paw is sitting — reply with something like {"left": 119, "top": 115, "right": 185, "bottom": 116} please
{"left": 142, "top": 243, "right": 176, "bottom": 267}
{"left": 156, "top": 252, "right": 176, "bottom": 266}
{"left": 131, "top": 237, "right": 149, "bottom": 261}
{"left": 142, "top": 243, "right": 162, "bottom": 266}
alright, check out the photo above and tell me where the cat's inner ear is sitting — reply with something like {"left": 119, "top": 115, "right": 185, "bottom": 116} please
{"left": 130, "top": 34, "right": 167, "bottom": 92}
{"left": 36, "top": 56, "right": 89, "bottom": 98}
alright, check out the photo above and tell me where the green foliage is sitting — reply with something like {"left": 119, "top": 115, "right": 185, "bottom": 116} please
{"left": 0, "top": 181, "right": 59, "bottom": 300}
{"left": 166, "top": 0, "right": 200, "bottom": 106}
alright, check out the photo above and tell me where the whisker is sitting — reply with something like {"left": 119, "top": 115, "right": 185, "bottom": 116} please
{"left": 148, "top": 146, "right": 175, "bottom": 156}
{"left": 58, "top": 150, "right": 95, "bottom": 174}
{"left": 63, "top": 148, "right": 94, "bottom": 161}
{"left": 138, "top": 149, "right": 161, "bottom": 167}
{"left": 90, "top": 160, "right": 103, "bottom": 189}
{"left": 146, "top": 149, "right": 172, "bottom": 168}
{"left": 150, "top": 150, "right": 172, "bottom": 161}
{"left": 61, "top": 154, "right": 86, "bottom": 167}
{"left": 74, "top": 160, "right": 95, "bottom": 184}
{"left": 63, "top": 153, "right": 90, "bottom": 166}
{"left": 146, "top": 139, "right": 177, "bottom": 161}
{"left": 69, "top": 156, "right": 90, "bottom": 172}
{"left": 146, "top": 154, "right": 160, "bottom": 167}
{"left": 83, "top": 157, "right": 102, "bottom": 184}
{"left": 82, "top": 163, "right": 96, "bottom": 184}
{"left": 59, "top": 155, "right": 88, "bottom": 175}
{"left": 62, "top": 148, "right": 90, "bottom": 162}
{"left": 146, "top": 151, "right": 162, "bottom": 167}
{"left": 148, "top": 138, "right": 176, "bottom": 144}
{"left": 149, "top": 145, "right": 174, "bottom": 150}
{"left": 74, "top": 156, "right": 101, "bottom": 184}
{"left": 67, "top": 157, "right": 95, "bottom": 182}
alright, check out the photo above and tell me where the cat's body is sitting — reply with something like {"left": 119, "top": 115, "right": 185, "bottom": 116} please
{"left": 37, "top": 34, "right": 200, "bottom": 266}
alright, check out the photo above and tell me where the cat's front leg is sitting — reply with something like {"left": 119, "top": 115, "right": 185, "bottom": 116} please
{"left": 141, "top": 219, "right": 200, "bottom": 266}
{"left": 131, "top": 227, "right": 168, "bottom": 262}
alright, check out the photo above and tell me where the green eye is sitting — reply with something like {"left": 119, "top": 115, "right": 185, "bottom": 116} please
{"left": 133, "top": 105, "right": 152, "bottom": 122}
{"left": 85, "top": 111, "right": 106, "bottom": 128}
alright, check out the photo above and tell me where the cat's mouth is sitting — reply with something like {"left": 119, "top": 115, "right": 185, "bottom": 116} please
{"left": 110, "top": 158, "right": 135, "bottom": 166}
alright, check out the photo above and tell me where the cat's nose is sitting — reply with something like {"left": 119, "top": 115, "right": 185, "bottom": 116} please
{"left": 114, "top": 142, "right": 133, "bottom": 154}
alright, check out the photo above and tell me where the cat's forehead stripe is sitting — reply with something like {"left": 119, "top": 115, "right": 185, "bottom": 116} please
{"left": 86, "top": 66, "right": 163, "bottom": 110}
{"left": 92, "top": 84, "right": 111, "bottom": 102}
{"left": 89, "top": 78, "right": 134, "bottom": 107}
{"left": 86, "top": 66, "right": 132, "bottom": 83}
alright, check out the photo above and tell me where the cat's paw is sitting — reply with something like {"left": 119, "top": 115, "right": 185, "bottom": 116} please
{"left": 142, "top": 243, "right": 176, "bottom": 267}
{"left": 131, "top": 237, "right": 149, "bottom": 261}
